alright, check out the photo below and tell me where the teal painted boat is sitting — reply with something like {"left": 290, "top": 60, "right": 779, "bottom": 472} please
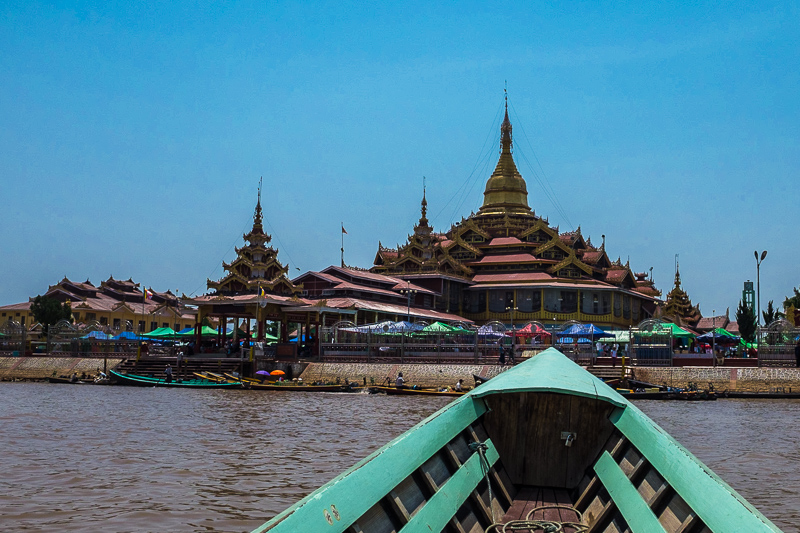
{"left": 251, "top": 348, "right": 780, "bottom": 533}
{"left": 109, "top": 369, "right": 242, "bottom": 389}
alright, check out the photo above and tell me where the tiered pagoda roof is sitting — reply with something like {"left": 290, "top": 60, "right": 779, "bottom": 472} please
{"left": 207, "top": 184, "right": 300, "bottom": 296}
{"left": 660, "top": 264, "right": 701, "bottom": 327}
{"left": 371, "top": 96, "right": 662, "bottom": 301}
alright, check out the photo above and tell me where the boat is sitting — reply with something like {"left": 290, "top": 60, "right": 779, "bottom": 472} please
{"left": 250, "top": 348, "right": 780, "bottom": 533}
{"left": 249, "top": 382, "right": 347, "bottom": 392}
{"left": 109, "top": 369, "right": 243, "bottom": 389}
{"left": 48, "top": 376, "right": 86, "bottom": 384}
{"left": 372, "top": 385, "right": 466, "bottom": 397}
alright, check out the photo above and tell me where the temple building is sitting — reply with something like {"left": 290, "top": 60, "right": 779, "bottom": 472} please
{"left": 657, "top": 263, "right": 702, "bottom": 328}
{"left": 371, "top": 97, "right": 662, "bottom": 329}
{"left": 0, "top": 276, "right": 196, "bottom": 333}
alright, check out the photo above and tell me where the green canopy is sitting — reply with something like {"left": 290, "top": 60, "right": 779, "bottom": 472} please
{"left": 177, "top": 325, "right": 219, "bottom": 337}
{"left": 251, "top": 331, "right": 279, "bottom": 341}
{"left": 142, "top": 327, "right": 178, "bottom": 338}
{"left": 637, "top": 323, "right": 694, "bottom": 339}
{"left": 418, "top": 322, "right": 473, "bottom": 335}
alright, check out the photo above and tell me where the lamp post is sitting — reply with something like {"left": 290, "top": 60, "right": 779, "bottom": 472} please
{"left": 400, "top": 282, "right": 418, "bottom": 323}
{"left": 506, "top": 301, "right": 518, "bottom": 342}
{"left": 712, "top": 309, "right": 716, "bottom": 367}
{"left": 754, "top": 250, "right": 767, "bottom": 350}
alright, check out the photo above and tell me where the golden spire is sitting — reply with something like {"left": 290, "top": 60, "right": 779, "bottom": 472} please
{"left": 419, "top": 177, "right": 429, "bottom": 227}
{"left": 477, "top": 90, "right": 531, "bottom": 216}
{"left": 253, "top": 177, "right": 264, "bottom": 232}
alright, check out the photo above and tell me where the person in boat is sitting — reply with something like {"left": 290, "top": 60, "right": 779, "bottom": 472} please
{"left": 165, "top": 364, "right": 173, "bottom": 383}
{"left": 69, "top": 372, "right": 79, "bottom": 383}
{"left": 455, "top": 379, "right": 463, "bottom": 392}
{"left": 395, "top": 372, "right": 405, "bottom": 388}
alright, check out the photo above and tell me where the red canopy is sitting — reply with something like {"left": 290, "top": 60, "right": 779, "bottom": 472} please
{"left": 508, "top": 323, "right": 551, "bottom": 338}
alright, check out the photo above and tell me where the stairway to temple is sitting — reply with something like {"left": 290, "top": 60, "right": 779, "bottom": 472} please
{"left": 584, "top": 366, "right": 629, "bottom": 380}
{"left": 114, "top": 357, "right": 246, "bottom": 378}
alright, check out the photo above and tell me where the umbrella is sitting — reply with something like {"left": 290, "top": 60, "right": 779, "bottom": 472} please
{"left": 270, "top": 370, "right": 286, "bottom": 376}
{"left": 255, "top": 370, "right": 270, "bottom": 376}
{"left": 82, "top": 331, "right": 110, "bottom": 340}
{"left": 511, "top": 323, "right": 551, "bottom": 338}
{"left": 696, "top": 328, "right": 740, "bottom": 344}
{"left": 556, "top": 323, "right": 610, "bottom": 341}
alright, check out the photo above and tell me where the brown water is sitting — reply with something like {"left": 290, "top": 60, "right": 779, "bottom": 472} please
{"left": 0, "top": 383, "right": 797, "bottom": 532}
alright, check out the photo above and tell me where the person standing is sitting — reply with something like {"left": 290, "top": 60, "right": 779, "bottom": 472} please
{"left": 611, "top": 345, "right": 618, "bottom": 368}
{"left": 165, "top": 364, "right": 173, "bottom": 383}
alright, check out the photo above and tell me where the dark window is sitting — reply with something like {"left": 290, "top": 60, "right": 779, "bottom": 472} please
{"left": 113, "top": 318, "right": 121, "bottom": 329}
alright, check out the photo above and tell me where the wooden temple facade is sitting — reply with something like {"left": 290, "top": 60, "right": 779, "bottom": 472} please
{"left": 371, "top": 98, "right": 662, "bottom": 330}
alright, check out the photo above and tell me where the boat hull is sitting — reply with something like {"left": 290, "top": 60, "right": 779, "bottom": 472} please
{"left": 373, "top": 385, "right": 466, "bottom": 397}
{"left": 109, "top": 370, "right": 242, "bottom": 389}
{"left": 251, "top": 348, "right": 781, "bottom": 533}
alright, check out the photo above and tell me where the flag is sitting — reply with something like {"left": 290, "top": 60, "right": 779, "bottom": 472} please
{"left": 145, "top": 288, "right": 153, "bottom": 300}
{"left": 341, "top": 225, "right": 347, "bottom": 234}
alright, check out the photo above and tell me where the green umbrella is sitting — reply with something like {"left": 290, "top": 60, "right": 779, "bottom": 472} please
{"left": 142, "top": 327, "right": 178, "bottom": 339}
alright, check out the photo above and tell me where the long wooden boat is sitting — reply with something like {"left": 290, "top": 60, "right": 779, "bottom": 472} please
{"left": 249, "top": 382, "right": 346, "bottom": 392}
{"left": 373, "top": 386, "right": 466, "bottom": 397}
{"left": 109, "top": 369, "right": 243, "bottom": 389}
{"left": 251, "top": 348, "right": 780, "bottom": 533}
{"left": 48, "top": 376, "right": 87, "bottom": 384}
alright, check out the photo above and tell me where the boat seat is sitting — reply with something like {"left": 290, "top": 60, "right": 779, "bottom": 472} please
{"left": 499, "top": 486, "right": 582, "bottom": 532}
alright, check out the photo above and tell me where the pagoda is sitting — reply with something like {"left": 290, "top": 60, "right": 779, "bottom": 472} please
{"left": 371, "top": 93, "right": 662, "bottom": 328}
{"left": 207, "top": 184, "right": 300, "bottom": 296}
{"left": 660, "top": 263, "right": 701, "bottom": 327}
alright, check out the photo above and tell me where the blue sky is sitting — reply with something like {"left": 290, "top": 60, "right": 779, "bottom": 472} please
{"left": 1, "top": 1, "right": 798, "bottom": 320}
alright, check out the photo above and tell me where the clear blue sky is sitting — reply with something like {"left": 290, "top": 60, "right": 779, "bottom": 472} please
{"left": 1, "top": 1, "right": 798, "bottom": 320}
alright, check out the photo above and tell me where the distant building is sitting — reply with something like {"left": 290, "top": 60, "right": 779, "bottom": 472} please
{"left": 0, "top": 276, "right": 196, "bottom": 333}
{"left": 371, "top": 98, "right": 661, "bottom": 329}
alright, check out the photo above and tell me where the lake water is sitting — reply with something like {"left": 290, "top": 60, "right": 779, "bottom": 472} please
{"left": 0, "top": 383, "right": 797, "bottom": 532}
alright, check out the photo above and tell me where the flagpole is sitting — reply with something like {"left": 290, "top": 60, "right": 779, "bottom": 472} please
{"left": 340, "top": 222, "right": 345, "bottom": 267}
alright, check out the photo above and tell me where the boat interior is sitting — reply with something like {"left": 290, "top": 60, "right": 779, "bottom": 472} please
{"left": 343, "top": 391, "right": 713, "bottom": 533}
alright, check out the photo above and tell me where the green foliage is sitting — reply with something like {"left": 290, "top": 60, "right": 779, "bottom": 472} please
{"left": 735, "top": 299, "right": 757, "bottom": 344}
{"left": 784, "top": 287, "right": 800, "bottom": 310}
{"left": 201, "top": 316, "right": 212, "bottom": 327}
{"left": 30, "top": 296, "right": 73, "bottom": 334}
{"left": 762, "top": 300, "right": 784, "bottom": 326}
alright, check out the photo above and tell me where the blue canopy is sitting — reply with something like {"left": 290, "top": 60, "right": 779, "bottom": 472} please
{"left": 82, "top": 331, "right": 110, "bottom": 340}
{"left": 177, "top": 327, "right": 194, "bottom": 334}
{"left": 556, "top": 323, "right": 610, "bottom": 340}
{"left": 111, "top": 331, "right": 145, "bottom": 340}
{"left": 555, "top": 337, "right": 594, "bottom": 344}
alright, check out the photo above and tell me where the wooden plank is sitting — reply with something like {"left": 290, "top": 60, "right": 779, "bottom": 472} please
{"left": 575, "top": 475, "right": 601, "bottom": 512}
{"left": 400, "top": 438, "right": 500, "bottom": 533}
{"left": 554, "top": 488, "right": 581, "bottom": 533}
{"left": 611, "top": 406, "right": 781, "bottom": 533}
{"left": 499, "top": 487, "right": 534, "bottom": 522}
{"left": 387, "top": 490, "right": 411, "bottom": 523}
{"left": 676, "top": 512, "right": 702, "bottom": 533}
{"left": 594, "top": 451, "right": 666, "bottom": 533}
{"left": 586, "top": 500, "right": 617, "bottom": 533}
{"left": 541, "top": 488, "right": 563, "bottom": 524}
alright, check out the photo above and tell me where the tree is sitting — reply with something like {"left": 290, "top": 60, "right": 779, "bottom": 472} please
{"left": 30, "top": 296, "right": 73, "bottom": 334}
{"left": 784, "top": 287, "right": 800, "bottom": 310}
{"left": 735, "top": 299, "right": 757, "bottom": 344}
{"left": 762, "top": 300, "right": 784, "bottom": 327}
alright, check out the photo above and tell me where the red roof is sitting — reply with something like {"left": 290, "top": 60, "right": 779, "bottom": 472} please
{"left": 487, "top": 237, "right": 523, "bottom": 246}
{"left": 472, "top": 272, "right": 553, "bottom": 283}
{"left": 581, "top": 251, "right": 604, "bottom": 265}
{"left": 473, "top": 253, "right": 538, "bottom": 264}
{"left": 605, "top": 269, "right": 629, "bottom": 281}
{"left": 321, "top": 297, "right": 470, "bottom": 323}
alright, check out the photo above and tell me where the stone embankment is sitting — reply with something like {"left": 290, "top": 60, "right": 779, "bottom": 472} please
{"left": 299, "top": 362, "right": 510, "bottom": 388}
{"left": 632, "top": 366, "right": 800, "bottom": 393}
{"left": 0, "top": 357, "right": 123, "bottom": 380}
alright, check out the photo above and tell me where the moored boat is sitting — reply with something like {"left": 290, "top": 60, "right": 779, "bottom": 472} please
{"left": 372, "top": 385, "right": 466, "bottom": 397}
{"left": 109, "top": 370, "right": 243, "bottom": 389}
{"left": 249, "top": 382, "right": 347, "bottom": 392}
{"left": 251, "top": 348, "right": 780, "bottom": 532}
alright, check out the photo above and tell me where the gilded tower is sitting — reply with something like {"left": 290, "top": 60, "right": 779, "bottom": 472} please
{"left": 477, "top": 93, "right": 532, "bottom": 217}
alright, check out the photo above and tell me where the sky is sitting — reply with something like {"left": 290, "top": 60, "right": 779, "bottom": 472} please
{"left": 1, "top": 0, "right": 798, "bottom": 320}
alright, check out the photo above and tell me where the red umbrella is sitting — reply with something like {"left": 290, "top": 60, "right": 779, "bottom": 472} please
{"left": 512, "top": 323, "right": 551, "bottom": 338}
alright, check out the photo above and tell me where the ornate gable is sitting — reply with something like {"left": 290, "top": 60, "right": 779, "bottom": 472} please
{"left": 547, "top": 250, "right": 594, "bottom": 278}
{"left": 207, "top": 181, "right": 300, "bottom": 296}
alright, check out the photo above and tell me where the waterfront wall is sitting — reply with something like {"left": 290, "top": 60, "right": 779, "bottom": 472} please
{"left": 300, "top": 362, "right": 510, "bottom": 388}
{"left": 632, "top": 366, "right": 800, "bottom": 392}
{"left": 0, "top": 357, "right": 123, "bottom": 380}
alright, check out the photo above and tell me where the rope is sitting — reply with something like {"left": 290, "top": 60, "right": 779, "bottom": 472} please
{"left": 484, "top": 504, "right": 589, "bottom": 533}
{"left": 470, "top": 441, "right": 496, "bottom": 524}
